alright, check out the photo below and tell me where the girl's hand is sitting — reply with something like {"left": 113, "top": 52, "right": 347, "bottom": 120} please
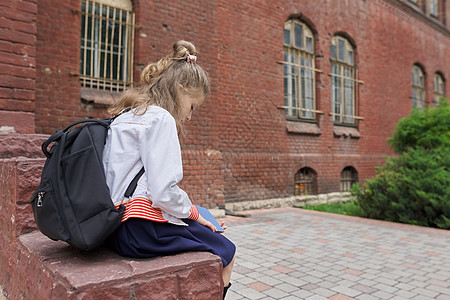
{"left": 196, "top": 215, "right": 217, "bottom": 232}
{"left": 219, "top": 221, "right": 227, "bottom": 231}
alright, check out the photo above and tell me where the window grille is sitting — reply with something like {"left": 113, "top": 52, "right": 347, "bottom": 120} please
{"left": 340, "top": 167, "right": 358, "bottom": 192}
{"left": 282, "top": 20, "right": 321, "bottom": 120}
{"left": 433, "top": 73, "right": 445, "bottom": 106}
{"left": 294, "top": 167, "right": 317, "bottom": 196}
{"left": 330, "top": 36, "right": 362, "bottom": 125}
{"left": 80, "top": 0, "right": 135, "bottom": 92}
{"left": 430, "top": 0, "right": 438, "bottom": 17}
{"left": 411, "top": 65, "right": 426, "bottom": 108}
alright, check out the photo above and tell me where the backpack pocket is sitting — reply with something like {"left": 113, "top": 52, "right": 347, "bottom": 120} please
{"left": 30, "top": 180, "right": 70, "bottom": 242}
{"left": 61, "top": 145, "right": 115, "bottom": 223}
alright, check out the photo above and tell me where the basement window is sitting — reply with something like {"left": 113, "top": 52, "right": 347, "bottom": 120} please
{"left": 340, "top": 166, "right": 358, "bottom": 192}
{"left": 294, "top": 167, "right": 318, "bottom": 196}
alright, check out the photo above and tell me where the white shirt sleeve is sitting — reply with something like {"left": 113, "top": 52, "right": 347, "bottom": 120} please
{"left": 137, "top": 111, "right": 193, "bottom": 219}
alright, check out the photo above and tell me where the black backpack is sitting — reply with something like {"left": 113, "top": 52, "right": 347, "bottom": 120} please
{"left": 30, "top": 117, "right": 144, "bottom": 251}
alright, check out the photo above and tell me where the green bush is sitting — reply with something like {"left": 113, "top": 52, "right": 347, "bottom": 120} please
{"left": 353, "top": 99, "right": 450, "bottom": 229}
{"left": 388, "top": 99, "right": 450, "bottom": 153}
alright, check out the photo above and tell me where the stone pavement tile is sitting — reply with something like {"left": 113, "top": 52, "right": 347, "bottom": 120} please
{"left": 236, "top": 277, "right": 257, "bottom": 285}
{"left": 254, "top": 275, "right": 283, "bottom": 286}
{"left": 331, "top": 285, "right": 363, "bottom": 297}
{"left": 305, "top": 295, "right": 329, "bottom": 300}
{"left": 316, "top": 281, "right": 338, "bottom": 289}
{"left": 311, "top": 287, "right": 336, "bottom": 297}
{"left": 278, "top": 276, "right": 308, "bottom": 287}
{"left": 227, "top": 290, "right": 245, "bottom": 300}
{"left": 374, "top": 276, "right": 399, "bottom": 286}
{"left": 301, "top": 283, "right": 319, "bottom": 291}
{"left": 350, "top": 283, "right": 378, "bottom": 294}
{"left": 262, "top": 287, "right": 289, "bottom": 299}
{"left": 409, "top": 280, "right": 429, "bottom": 288}
{"left": 281, "top": 296, "right": 304, "bottom": 300}
{"left": 275, "top": 282, "right": 297, "bottom": 293}
{"left": 394, "top": 289, "right": 418, "bottom": 298}
{"left": 335, "top": 279, "right": 359, "bottom": 288}
{"left": 234, "top": 287, "right": 267, "bottom": 299}
{"left": 428, "top": 283, "right": 450, "bottom": 295}
{"left": 372, "top": 290, "right": 395, "bottom": 299}
{"left": 290, "top": 289, "right": 314, "bottom": 298}
{"left": 300, "top": 275, "right": 322, "bottom": 284}
{"left": 233, "top": 264, "right": 253, "bottom": 275}
{"left": 411, "top": 287, "right": 440, "bottom": 298}
{"left": 238, "top": 261, "right": 261, "bottom": 271}
{"left": 373, "top": 283, "right": 398, "bottom": 294}
{"left": 394, "top": 282, "right": 416, "bottom": 291}
{"left": 341, "top": 273, "right": 363, "bottom": 282}
{"left": 355, "top": 294, "right": 379, "bottom": 300}
{"left": 329, "top": 294, "right": 357, "bottom": 300}
{"left": 247, "top": 282, "right": 272, "bottom": 292}
{"left": 412, "top": 295, "right": 437, "bottom": 300}
{"left": 269, "top": 265, "right": 295, "bottom": 274}
{"left": 232, "top": 282, "right": 253, "bottom": 291}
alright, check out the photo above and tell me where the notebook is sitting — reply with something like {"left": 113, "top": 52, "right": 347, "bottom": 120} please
{"left": 195, "top": 205, "right": 225, "bottom": 232}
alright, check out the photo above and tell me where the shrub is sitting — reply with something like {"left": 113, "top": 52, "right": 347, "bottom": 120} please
{"left": 388, "top": 99, "right": 450, "bottom": 153}
{"left": 353, "top": 99, "right": 450, "bottom": 229}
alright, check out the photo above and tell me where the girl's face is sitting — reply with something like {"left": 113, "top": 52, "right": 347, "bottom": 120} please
{"left": 178, "top": 86, "right": 205, "bottom": 122}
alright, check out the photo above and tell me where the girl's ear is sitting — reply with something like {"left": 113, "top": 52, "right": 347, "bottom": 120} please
{"left": 179, "top": 84, "right": 184, "bottom": 91}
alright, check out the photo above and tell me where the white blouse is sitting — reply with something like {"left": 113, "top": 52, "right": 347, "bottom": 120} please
{"left": 102, "top": 105, "right": 193, "bottom": 225}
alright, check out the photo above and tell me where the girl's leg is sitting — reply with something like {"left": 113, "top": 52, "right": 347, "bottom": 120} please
{"left": 223, "top": 253, "right": 236, "bottom": 287}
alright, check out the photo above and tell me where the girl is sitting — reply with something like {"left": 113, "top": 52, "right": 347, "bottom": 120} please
{"left": 103, "top": 40, "right": 236, "bottom": 298}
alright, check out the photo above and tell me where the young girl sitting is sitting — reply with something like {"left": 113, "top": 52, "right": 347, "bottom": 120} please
{"left": 103, "top": 40, "right": 236, "bottom": 298}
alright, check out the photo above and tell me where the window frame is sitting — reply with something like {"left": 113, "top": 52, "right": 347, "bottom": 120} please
{"left": 411, "top": 65, "right": 426, "bottom": 108}
{"left": 80, "top": 0, "right": 135, "bottom": 93}
{"left": 433, "top": 72, "right": 445, "bottom": 106}
{"left": 330, "top": 35, "right": 362, "bottom": 126}
{"left": 430, "top": 0, "right": 439, "bottom": 17}
{"left": 282, "top": 19, "right": 320, "bottom": 121}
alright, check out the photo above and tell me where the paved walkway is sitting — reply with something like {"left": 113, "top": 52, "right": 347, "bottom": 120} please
{"left": 219, "top": 207, "right": 450, "bottom": 300}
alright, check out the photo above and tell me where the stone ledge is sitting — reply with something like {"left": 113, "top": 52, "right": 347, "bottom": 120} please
{"left": 286, "top": 121, "right": 321, "bottom": 135}
{"left": 225, "top": 192, "right": 353, "bottom": 211}
{"left": 3, "top": 231, "right": 223, "bottom": 300}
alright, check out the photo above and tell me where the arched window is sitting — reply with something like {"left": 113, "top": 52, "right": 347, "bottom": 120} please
{"left": 80, "top": 0, "right": 135, "bottom": 92}
{"left": 340, "top": 167, "right": 358, "bottom": 192}
{"left": 294, "top": 167, "right": 317, "bottom": 196}
{"left": 283, "top": 20, "right": 317, "bottom": 120}
{"left": 411, "top": 65, "right": 426, "bottom": 108}
{"left": 433, "top": 73, "right": 445, "bottom": 106}
{"left": 330, "top": 36, "right": 359, "bottom": 125}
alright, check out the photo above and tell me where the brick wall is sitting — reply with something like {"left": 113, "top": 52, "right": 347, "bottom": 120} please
{"left": 4, "top": 0, "right": 450, "bottom": 205}
{"left": 0, "top": 0, "right": 37, "bottom": 133}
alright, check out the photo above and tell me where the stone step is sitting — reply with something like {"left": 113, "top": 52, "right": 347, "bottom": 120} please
{"left": 4, "top": 230, "right": 223, "bottom": 299}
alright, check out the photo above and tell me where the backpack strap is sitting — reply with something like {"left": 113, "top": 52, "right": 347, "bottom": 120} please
{"left": 63, "top": 119, "right": 110, "bottom": 132}
{"left": 42, "top": 129, "right": 64, "bottom": 158}
{"left": 124, "top": 167, "right": 145, "bottom": 198}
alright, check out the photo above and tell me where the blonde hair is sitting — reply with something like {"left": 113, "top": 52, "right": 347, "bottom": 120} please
{"left": 108, "top": 40, "right": 210, "bottom": 136}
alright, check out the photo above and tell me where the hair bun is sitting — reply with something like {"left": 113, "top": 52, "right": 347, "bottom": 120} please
{"left": 173, "top": 40, "right": 197, "bottom": 59}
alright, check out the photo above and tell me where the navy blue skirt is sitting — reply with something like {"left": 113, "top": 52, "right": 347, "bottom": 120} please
{"left": 105, "top": 218, "right": 236, "bottom": 267}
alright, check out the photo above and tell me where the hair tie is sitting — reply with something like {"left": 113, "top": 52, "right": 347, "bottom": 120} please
{"left": 186, "top": 55, "right": 197, "bottom": 63}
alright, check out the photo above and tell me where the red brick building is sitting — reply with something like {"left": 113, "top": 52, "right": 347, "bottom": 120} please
{"left": 1, "top": 0, "right": 449, "bottom": 207}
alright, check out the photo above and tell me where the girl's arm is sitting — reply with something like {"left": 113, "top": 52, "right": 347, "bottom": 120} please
{"left": 137, "top": 109, "right": 199, "bottom": 220}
